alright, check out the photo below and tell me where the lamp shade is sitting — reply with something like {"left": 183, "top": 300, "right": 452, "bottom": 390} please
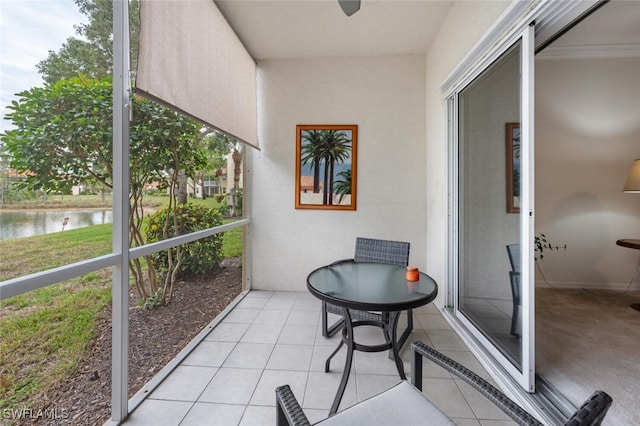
{"left": 623, "top": 159, "right": 640, "bottom": 193}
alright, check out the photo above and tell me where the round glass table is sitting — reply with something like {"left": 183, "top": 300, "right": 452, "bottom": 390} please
{"left": 307, "top": 261, "right": 438, "bottom": 414}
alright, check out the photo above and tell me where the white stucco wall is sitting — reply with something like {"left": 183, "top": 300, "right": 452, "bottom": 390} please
{"left": 249, "top": 55, "right": 427, "bottom": 291}
{"left": 535, "top": 57, "right": 640, "bottom": 289}
{"left": 425, "top": 1, "right": 511, "bottom": 306}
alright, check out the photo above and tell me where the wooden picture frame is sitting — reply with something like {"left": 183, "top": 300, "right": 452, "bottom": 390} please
{"left": 295, "top": 124, "right": 357, "bottom": 210}
{"left": 506, "top": 122, "right": 520, "bottom": 213}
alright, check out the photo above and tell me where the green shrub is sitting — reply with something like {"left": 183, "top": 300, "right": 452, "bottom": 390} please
{"left": 218, "top": 204, "right": 231, "bottom": 217}
{"left": 145, "top": 203, "right": 224, "bottom": 278}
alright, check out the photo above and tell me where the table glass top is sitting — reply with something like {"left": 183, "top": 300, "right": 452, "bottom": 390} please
{"left": 307, "top": 261, "right": 437, "bottom": 310}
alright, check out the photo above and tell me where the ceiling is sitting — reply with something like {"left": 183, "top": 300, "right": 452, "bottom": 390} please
{"left": 215, "top": 0, "right": 455, "bottom": 60}
{"left": 215, "top": 0, "right": 640, "bottom": 62}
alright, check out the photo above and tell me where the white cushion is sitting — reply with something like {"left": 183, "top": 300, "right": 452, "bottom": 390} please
{"left": 317, "top": 381, "right": 455, "bottom": 425}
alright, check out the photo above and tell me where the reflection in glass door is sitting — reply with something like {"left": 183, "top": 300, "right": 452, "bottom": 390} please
{"left": 454, "top": 25, "right": 535, "bottom": 391}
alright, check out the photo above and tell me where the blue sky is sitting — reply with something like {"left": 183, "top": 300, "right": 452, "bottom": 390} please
{"left": 0, "top": 0, "right": 86, "bottom": 133}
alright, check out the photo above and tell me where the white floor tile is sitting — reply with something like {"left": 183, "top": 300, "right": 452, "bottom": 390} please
{"left": 266, "top": 344, "right": 313, "bottom": 371}
{"left": 148, "top": 366, "right": 217, "bottom": 401}
{"left": 205, "top": 322, "right": 249, "bottom": 342}
{"left": 420, "top": 377, "right": 476, "bottom": 419}
{"left": 427, "top": 329, "right": 471, "bottom": 351}
{"left": 223, "top": 308, "right": 260, "bottom": 324}
{"left": 181, "top": 341, "right": 236, "bottom": 367}
{"left": 199, "top": 368, "right": 262, "bottom": 404}
{"left": 125, "top": 400, "right": 192, "bottom": 426}
{"left": 250, "top": 370, "right": 308, "bottom": 406}
{"left": 239, "top": 405, "right": 274, "bottom": 426}
{"left": 180, "top": 402, "right": 246, "bottom": 426}
{"left": 278, "top": 324, "right": 317, "bottom": 345}
{"left": 236, "top": 297, "right": 269, "bottom": 310}
{"left": 416, "top": 312, "right": 454, "bottom": 331}
{"left": 293, "top": 298, "right": 322, "bottom": 311}
{"left": 253, "top": 309, "right": 289, "bottom": 325}
{"left": 303, "top": 371, "right": 357, "bottom": 410}
{"left": 120, "top": 290, "right": 504, "bottom": 426}
{"left": 310, "top": 343, "right": 347, "bottom": 372}
{"left": 355, "top": 374, "right": 402, "bottom": 401}
{"left": 240, "top": 323, "right": 283, "bottom": 344}
{"left": 223, "top": 342, "right": 274, "bottom": 369}
{"left": 354, "top": 350, "right": 405, "bottom": 376}
{"left": 285, "top": 310, "right": 320, "bottom": 326}
{"left": 263, "top": 297, "right": 295, "bottom": 310}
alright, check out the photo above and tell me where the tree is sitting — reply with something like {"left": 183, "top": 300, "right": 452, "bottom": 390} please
{"left": 4, "top": 0, "right": 219, "bottom": 304}
{"left": 37, "top": 0, "right": 140, "bottom": 85}
{"left": 3, "top": 76, "right": 113, "bottom": 193}
{"left": 1, "top": 76, "right": 206, "bottom": 301}
{"left": 201, "top": 132, "right": 243, "bottom": 215}
{"left": 319, "top": 130, "right": 351, "bottom": 205}
{"left": 196, "top": 131, "right": 236, "bottom": 199}
{"left": 300, "top": 130, "right": 351, "bottom": 205}
{"left": 334, "top": 169, "right": 352, "bottom": 204}
{"left": 230, "top": 144, "right": 243, "bottom": 216}
{"left": 300, "top": 130, "right": 324, "bottom": 194}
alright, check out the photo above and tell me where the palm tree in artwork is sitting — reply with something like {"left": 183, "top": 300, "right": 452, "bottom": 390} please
{"left": 319, "top": 130, "right": 351, "bottom": 205}
{"left": 300, "top": 130, "right": 323, "bottom": 193}
{"left": 334, "top": 169, "right": 352, "bottom": 204}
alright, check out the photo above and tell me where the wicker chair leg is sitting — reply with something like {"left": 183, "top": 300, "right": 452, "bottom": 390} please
{"left": 322, "top": 301, "right": 344, "bottom": 337}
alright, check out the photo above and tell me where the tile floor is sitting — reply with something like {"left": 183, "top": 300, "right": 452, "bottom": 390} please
{"left": 122, "top": 290, "right": 517, "bottom": 425}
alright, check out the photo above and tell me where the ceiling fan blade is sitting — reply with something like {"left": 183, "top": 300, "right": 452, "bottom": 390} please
{"left": 338, "top": 0, "right": 360, "bottom": 17}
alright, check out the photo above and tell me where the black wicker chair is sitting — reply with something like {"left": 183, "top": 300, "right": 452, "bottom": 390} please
{"left": 276, "top": 341, "right": 612, "bottom": 426}
{"left": 321, "top": 237, "right": 412, "bottom": 345}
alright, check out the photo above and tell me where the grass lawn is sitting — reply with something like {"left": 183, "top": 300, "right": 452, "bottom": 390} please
{"left": 0, "top": 197, "right": 243, "bottom": 410}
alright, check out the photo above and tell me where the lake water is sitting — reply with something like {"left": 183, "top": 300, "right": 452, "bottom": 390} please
{"left": 0, "top": 210, "right": 113, "bottom": 240}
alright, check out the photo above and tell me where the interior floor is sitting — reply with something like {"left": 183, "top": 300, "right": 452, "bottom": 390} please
{"left": 536, "top": 287, "right": 640, "bottom": 425}
{"left": 461, "top": 287, "right": 640, "bottom": 425}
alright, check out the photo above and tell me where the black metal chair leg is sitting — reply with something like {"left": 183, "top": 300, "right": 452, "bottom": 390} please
{"left": 322, "top": 301, "right": 345, "bottom": 337}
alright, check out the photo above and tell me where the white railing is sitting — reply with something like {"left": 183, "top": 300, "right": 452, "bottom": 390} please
{"left": 0, "top": 219, "right": 249, "bottom": 301}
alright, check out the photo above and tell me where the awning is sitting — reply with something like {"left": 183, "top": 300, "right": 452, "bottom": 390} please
{"left": 135, "top": 0, "right": 258, "bottom": 149}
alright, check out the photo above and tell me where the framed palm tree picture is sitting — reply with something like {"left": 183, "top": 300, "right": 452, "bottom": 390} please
{"left": 295, "top": 124, "right": 357, "bottom": 210}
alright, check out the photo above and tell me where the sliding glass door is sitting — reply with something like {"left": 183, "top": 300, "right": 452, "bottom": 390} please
{"left": 451, "top": 25, "right": 535, "bottom": 391}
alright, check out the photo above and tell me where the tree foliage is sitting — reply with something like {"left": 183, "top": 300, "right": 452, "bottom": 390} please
{"left": 3, "top": 76, "right": 112, "bottom": 192}
{"left": 2, "top": 76, "right": 204, "bottom": 193}
{"left": 1, "top": 76, "right": 207, "bottom": 301}
{"left": 2, "top": 0, "right": 230, "bottom": 304}
{"left": 36, "top": 0, "right": 140, "bottom": 85}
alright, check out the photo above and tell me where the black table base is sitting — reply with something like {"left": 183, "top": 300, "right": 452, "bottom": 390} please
{"left": 306, "top": 262, "right": 438, "bottom": 416}
{"left": 325, "top": 308, "right": 405, "bottom": 415}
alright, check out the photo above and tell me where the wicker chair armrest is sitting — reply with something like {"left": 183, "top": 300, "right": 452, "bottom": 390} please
{"left": 565, "top": 390, "right": 612, "bottom": 426}
{"left": 410, "top": 341, "right": 543, "bottom": 426}
{"left": 276, "top": 385, "right": 312, "bottom": 426}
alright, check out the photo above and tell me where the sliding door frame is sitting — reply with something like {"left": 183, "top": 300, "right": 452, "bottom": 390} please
{"left": 448, "top": 24, "right": 536, "bottom": 392}
{"left": 444, "top": 0, "right": 605, "bottom": 396}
